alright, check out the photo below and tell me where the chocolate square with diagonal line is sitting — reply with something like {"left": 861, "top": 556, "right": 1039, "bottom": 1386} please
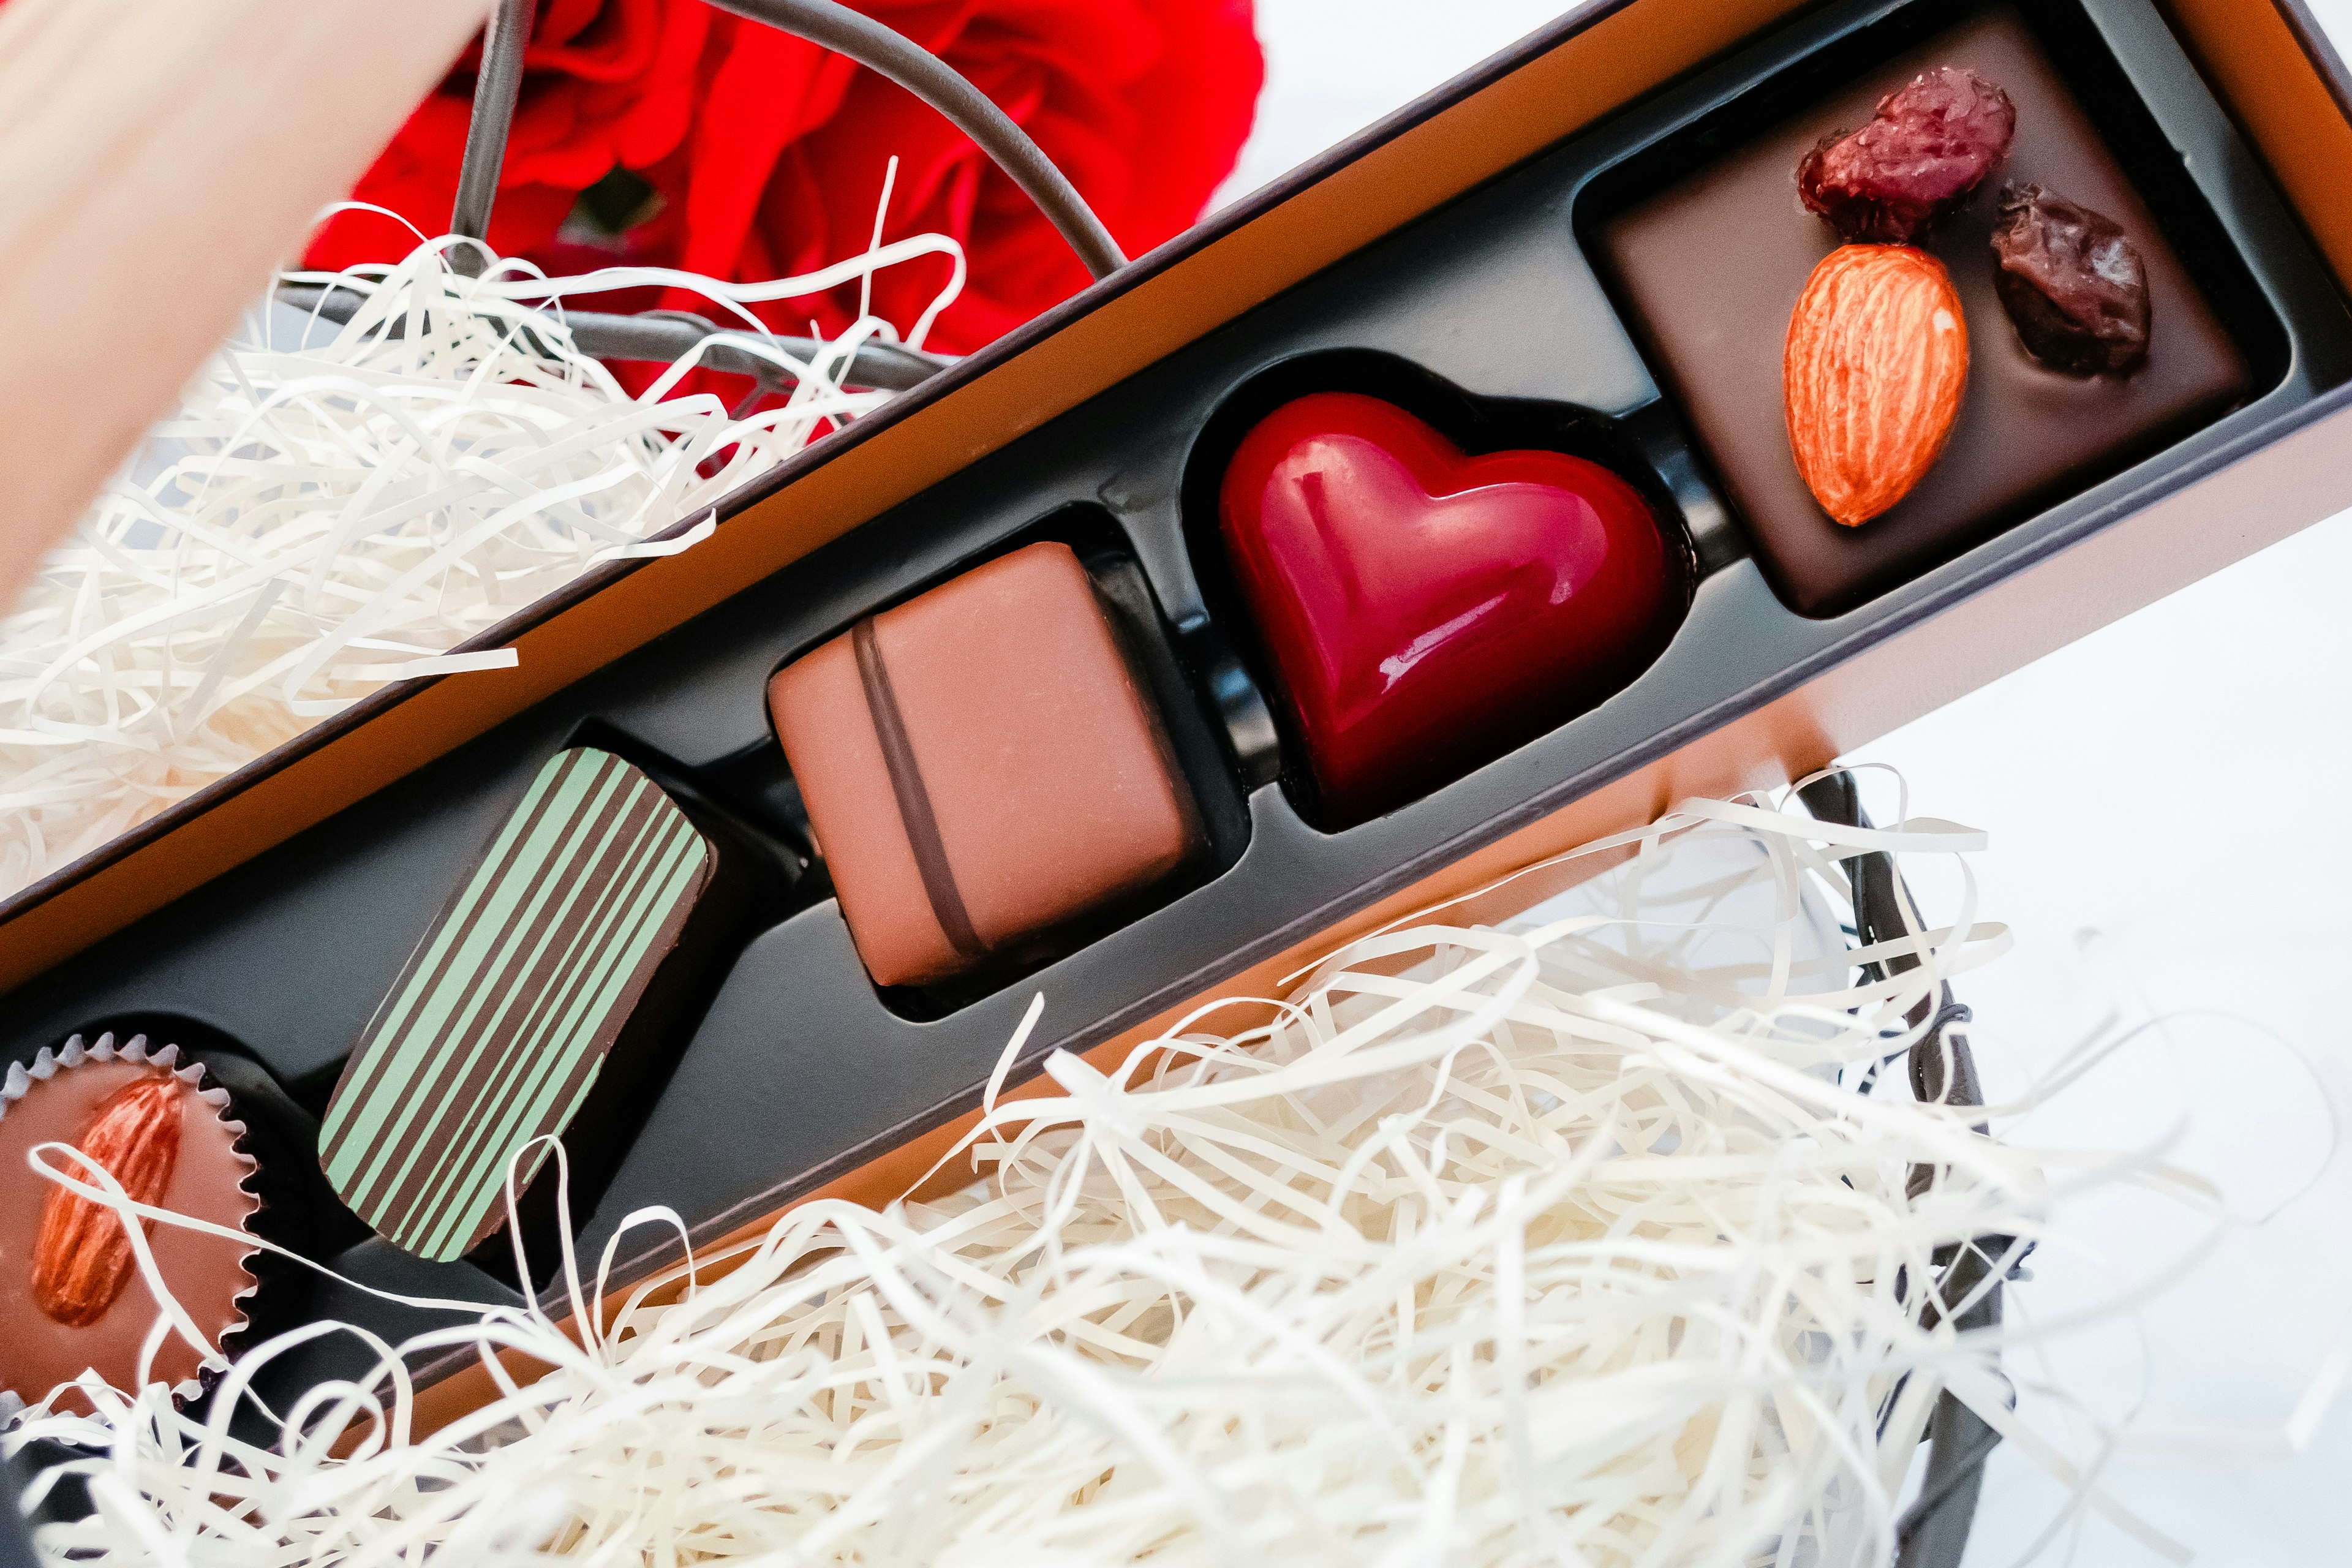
{"left": 768, "top": 541, "right": 1199, "bottom": 990}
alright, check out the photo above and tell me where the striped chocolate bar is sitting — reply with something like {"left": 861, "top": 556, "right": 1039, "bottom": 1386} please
{"left": 319, "top": 748, "right": 714, "bottom": 1262}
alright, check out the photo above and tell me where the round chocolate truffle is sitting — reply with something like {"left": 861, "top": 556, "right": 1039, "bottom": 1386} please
{"left": 0, "top": 1035, "right": 260, "bottom": 1408}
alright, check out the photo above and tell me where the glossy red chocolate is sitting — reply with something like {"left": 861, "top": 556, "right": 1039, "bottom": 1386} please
{"left": 1219, "top": 393, "right": 1679, "bottom": 823}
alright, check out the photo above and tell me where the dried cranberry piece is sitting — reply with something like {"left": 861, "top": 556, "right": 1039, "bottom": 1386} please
{"left": 1798, "top": 66, "right": 2017, "bottom": 243}
{"left": 1990, "top": 184, "right": 2150, "bottom": 375}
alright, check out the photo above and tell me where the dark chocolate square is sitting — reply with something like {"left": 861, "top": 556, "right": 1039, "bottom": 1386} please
{"left": 1599, "top": 7, "right": 2251, "bottom": 617}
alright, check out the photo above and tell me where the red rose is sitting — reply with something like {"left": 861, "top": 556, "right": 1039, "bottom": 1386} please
{"left": 306, "top": 0, "right": 713, "bottom": 271}
{"left": 639, "top": 0, "right": 1263, "bottom": 354}
{"left": 310, "top": 0, "right": 1262, "bottom": 361}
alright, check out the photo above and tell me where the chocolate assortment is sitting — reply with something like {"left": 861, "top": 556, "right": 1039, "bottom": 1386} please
{"left": 0, "top": 0, "right": 2345, "bottom": 1434}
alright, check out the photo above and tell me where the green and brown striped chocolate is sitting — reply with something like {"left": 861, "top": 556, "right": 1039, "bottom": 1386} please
{"left": 320, "top": 748, "right": 712, "bottom": 1262}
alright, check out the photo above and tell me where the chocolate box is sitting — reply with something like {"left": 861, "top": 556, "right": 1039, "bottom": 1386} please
{"left": 5, "top": 0, "right": 2352, "bottom": 1463}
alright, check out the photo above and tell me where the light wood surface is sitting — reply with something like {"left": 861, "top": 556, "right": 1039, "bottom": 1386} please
{"left": 0, "top": 0, "right": 492, "bottom": 606}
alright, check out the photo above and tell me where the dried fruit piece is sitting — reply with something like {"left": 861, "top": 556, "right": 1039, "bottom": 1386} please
{"left": 1784, "top": 245, "right": 1970, "bottom": 527}
{"left": 29, "top": 1076, "right": 183, "bottom": 1327}
{"left": 1798, "top": 66, "right": 2017, "bottom": 244}
{"left": 1991, "top": 183, "right": 2151, "bottom": 375}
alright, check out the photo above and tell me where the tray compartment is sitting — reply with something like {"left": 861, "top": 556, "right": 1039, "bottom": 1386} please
{"left": 1580, "top": 0, "right": 2302, "bottom": 616}
{"left": 758, "top": 503, "right": 1256, "bottom": 1019}
{"left": 1177, "top": 348, "right": 1704, "bottom": 829}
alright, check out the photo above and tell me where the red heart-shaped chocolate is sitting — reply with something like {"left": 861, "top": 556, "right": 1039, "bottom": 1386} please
{"left": 1219, "top": 392, "right": 1680, "bottom": 823}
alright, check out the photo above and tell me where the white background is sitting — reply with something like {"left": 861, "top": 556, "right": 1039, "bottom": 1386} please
{"left": 1217, "top": 2, "right": 2352, "bottom": 1561}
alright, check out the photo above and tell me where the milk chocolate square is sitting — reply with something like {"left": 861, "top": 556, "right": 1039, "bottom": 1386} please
{"left": 1599, "top": 8, "right": 2251, "bottom": 617}
{"left": 769, "top": 541, "right": 1197, "bottom": 989}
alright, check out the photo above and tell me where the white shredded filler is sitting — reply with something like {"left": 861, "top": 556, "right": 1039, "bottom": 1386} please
{"left": 13, "top": 785, "right": 2270, "bottom": 1567}
{"left": 0, "top": 214, "right": 962, "bottom": 901}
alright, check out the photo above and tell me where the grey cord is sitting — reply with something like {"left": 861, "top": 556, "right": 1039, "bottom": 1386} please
{"left": 440, "top": 0, "right": 1121, "bottom": 282}
{"left": 448, "top": 0, "right": 539, "bottom": 273}
{"left": 294, "top": 0, "right": 1124, "bottom": 385}
{"left": 1800, "top": 769, "right": 2000, "bottom": 1568}
{"left": 705, "top": 0, "right": 1124, "bottom": 281}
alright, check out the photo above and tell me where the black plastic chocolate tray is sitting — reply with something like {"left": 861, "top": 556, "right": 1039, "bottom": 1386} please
{"left": 4, "top": 0, "right": 2348, "bottom": 1414}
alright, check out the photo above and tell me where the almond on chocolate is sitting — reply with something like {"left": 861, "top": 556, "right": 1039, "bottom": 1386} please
{"left": 30, "top": 1076, "right": 183, "bottom": 1327}
{"left": 1784, "top": 245, "right": 1970, "bottom": 527}
{"left": 0, "top": 1035, "right": 260, "bottom": 1407}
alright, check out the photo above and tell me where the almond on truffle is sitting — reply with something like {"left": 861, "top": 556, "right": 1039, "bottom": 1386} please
{"left": 29, "top": 1076, "right": 183, "bottom": 1327}
{"left": 1783, "top": 244, "right": 1970, "bottom": 527}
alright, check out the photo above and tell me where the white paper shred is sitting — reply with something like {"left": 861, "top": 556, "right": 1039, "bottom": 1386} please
{"left": 3, "top": 783, "right": 2315, "bottom": 1566}
{"left": 0, "top": 219, "right": 962, "bottom": 902}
